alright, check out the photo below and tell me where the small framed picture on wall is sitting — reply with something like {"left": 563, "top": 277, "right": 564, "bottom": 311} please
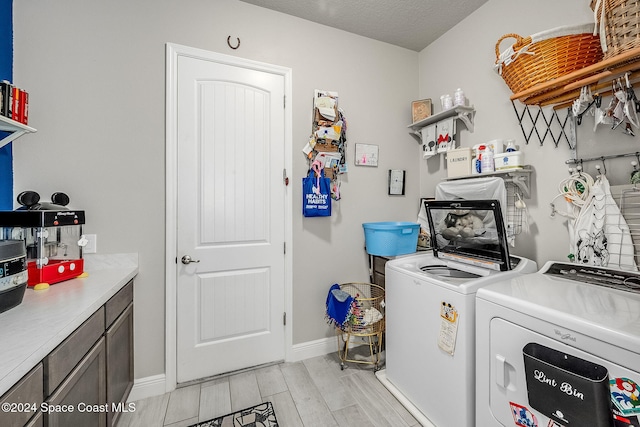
{"left": 388, "top": 169, "right": 406, "bottom": 195}
{"left": 411, "top": 99, "right": 432, "bottom": 124}
{"left": 355, "top": 143, "right": 379, "bottom": 167}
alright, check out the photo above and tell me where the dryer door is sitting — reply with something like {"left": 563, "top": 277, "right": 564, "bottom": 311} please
{"left": 488, "top": 318, "right": 640, "bottom": 427}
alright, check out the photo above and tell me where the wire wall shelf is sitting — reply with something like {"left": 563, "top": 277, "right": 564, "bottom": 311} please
{"left": 506, "top": 181, "right": 525, "bottom": 238}
{"left": 610, "top": 185, "right": 640, "bottom": 271}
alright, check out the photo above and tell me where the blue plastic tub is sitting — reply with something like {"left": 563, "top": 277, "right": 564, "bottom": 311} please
{"left": 362, "top": 222, "right": 420, "bottom": 256}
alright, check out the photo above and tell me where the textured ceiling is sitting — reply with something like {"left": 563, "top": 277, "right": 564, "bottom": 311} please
{"left": 239, "top": 0, "right": 489, "bottom": 51}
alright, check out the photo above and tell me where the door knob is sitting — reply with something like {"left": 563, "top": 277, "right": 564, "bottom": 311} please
{"left": 181, "top": 255, "right": 200, "bottom": 264}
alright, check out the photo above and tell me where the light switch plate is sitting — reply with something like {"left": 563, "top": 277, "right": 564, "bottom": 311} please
{"left": 84, "top": 234, "right": 97, "bottom": 254}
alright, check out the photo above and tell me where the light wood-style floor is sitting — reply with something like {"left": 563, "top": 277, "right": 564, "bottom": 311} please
{"left": 115, "top": 351, "right": 419, "bottom": 427}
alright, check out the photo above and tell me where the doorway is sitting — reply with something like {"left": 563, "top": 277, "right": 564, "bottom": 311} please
{"left": 166, "top": 43, "right": 293, "bottom": 387}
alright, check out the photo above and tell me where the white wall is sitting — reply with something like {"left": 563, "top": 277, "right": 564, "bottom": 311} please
{"left": 419, "top": 0, "right": 640, "bottom": 265}
{"left": 12, "top": 0, "right": 419, "bottom": 380}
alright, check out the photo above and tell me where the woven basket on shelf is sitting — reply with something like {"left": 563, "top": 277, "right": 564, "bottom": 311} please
{"left": 495, "top": 24, "right": 603, "bottom": 94}
{"left": 592, "top": 0, "right": 640, "bottom": 60}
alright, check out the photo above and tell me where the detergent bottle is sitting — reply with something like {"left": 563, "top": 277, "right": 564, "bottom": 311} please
{"left": 474, "top": 145, "right": 484, "bottom": 174}
{"left": 481, "top": 145, "right": 494, "bottom": 173}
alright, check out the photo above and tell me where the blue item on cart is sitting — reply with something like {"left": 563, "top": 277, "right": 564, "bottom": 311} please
{"left": 325, "top": 283, "right": 354, "bottom": 327}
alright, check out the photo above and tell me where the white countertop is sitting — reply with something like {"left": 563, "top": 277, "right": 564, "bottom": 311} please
{"left": 0, "top": 253, "right": 138, "bottom": 396}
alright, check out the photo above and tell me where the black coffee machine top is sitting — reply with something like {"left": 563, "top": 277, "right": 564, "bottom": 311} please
{"left": 2, "top": 191, "right": 85, "bottom": 227}
{"left": 16, "top": 191, "right": 71, "bottom": 211}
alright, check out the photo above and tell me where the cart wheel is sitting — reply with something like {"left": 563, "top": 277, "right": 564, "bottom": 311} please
{"left": 340, "top": 363, "right": 345, "bottom": 371}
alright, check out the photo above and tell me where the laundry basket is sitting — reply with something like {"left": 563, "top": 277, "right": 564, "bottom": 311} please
{"left": 592, "top": 0, "right": 640, "bottom": 60}
{"left": 494, "top": 24, "right": 603, "bottom": 94}
{"left": 333, "top": 282, "right": 385, "bottom": 371}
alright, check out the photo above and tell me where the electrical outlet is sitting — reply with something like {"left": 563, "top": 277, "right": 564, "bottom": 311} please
{"left": 84, "top": 234, "right": 97, "bottom": 254}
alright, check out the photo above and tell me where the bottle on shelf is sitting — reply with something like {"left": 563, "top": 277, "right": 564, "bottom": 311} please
{"left": 481, "top": 146, "right": 494, "bottom": 173}
{"left": 440, "top": 94, "right": 453, "bottom": 110}
{"left": 473, "top": 145, "right": 483, "bottom": 174}
{"left": 454, "top": 88, "right": 466, "bottom": 107}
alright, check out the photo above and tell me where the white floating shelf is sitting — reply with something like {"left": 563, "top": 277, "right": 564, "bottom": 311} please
{"left": 408, "top": 105, "right": 476, "bottom": 132}
{"left": 0, "top": 115, "right": 37, "bottom": 149}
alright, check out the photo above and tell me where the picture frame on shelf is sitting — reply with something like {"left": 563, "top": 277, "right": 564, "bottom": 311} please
{"left": 411, "top": 99, "right": 432, "bottom": 124}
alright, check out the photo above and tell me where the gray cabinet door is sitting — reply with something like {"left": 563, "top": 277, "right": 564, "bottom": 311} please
{"left": 0, "top": 364, "right": 43, "bottom": 427}
{"left": 106, "top": 303, "right": 133, "bottom": 426}
{"left": 45, "top": 338, "right": 106, "bottom": 427}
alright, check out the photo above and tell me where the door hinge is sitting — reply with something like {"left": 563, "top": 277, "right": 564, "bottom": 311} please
{"left": 283, "top": 168, "right": 289, "bottom": 186}
{"left": 283, "top": 95, "right": 286, "bottom": 109}
{"left": 283, "top": 312, "right": 287, "bottom": 325}
{"left": 283, "top": 242, "right": 286, "bottom": 254}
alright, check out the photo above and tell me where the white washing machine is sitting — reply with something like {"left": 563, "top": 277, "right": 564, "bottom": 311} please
{"left": 376, "top": 200, "right": 537, "bottom": 427}
{"left": 476, "top": 261, "right": 640, "bottom": 427}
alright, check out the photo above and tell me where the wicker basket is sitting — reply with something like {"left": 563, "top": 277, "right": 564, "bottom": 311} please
{"left": 495, "top": 24, "right": 604, "bottom": 94}
{"left": 592, "top": 0, "right": 640, "bottom": 60}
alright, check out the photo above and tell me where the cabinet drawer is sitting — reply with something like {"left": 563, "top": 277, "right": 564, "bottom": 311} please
{"left": 105, "top": 280, "right": 133, "bottom": 328}
{"left": 0, "top": 364, "right": 43, "bottom": 427}
{"left": 44, "top": 307, "right": 105, "bottom": 396}
{"left": 45, "top": 337, "right": 106, "bottom": 427}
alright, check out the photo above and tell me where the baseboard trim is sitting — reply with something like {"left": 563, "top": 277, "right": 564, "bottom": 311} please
{"left": 126, "top": 373, "right": 167, "bottom": 402}
{"left": 290, "top": 336, "right": 337, "bottom": 361}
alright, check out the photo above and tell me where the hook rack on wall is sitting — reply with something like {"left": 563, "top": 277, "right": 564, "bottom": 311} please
{"left": 511, "top": 102, "right": 576, "bottom": 149}
{"left": 507, "top": 47, "right": 640, "bottom": 158}
{"left": 565, "top": 151, "right": 640, "bottom": 166}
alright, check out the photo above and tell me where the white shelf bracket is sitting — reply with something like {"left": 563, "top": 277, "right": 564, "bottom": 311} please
{"left": 504, "top": 169, "right": 531, "bottom": 198}
{"left": 0, "top": 116, "right": 37, "bottom": 149}
{"left": 0, "top": 130, "right": 27, "bottom": 149}
{"left": 456, "top": 110, "right": 475, "bottom": 133}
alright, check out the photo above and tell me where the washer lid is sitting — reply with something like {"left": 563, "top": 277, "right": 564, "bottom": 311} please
{"left": 477, "top": 262, "right": 640, "bottom": 348}
{"left": 424, "top": 199, "right": 512, "bottom": 271}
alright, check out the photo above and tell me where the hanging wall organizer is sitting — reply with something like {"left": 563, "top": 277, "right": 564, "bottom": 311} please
{"left": 302, "top": 90, "right": 347, "bottom": 208}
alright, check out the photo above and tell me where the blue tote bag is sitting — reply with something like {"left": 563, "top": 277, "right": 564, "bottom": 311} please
{"left": 302, "top": 163, "right": 331, "bottom": 217}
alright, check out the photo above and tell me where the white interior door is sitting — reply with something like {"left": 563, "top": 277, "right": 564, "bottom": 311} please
{"left": 175, "top": 52, "right": 287, "bottom": 383}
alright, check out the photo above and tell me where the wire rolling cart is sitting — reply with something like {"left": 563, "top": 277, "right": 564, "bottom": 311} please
{"left": 334, "top": 282, "right": 385, "bottom": 371}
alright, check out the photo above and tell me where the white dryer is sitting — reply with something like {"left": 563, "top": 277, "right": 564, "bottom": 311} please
{"left": 376, "top": 200, "right": 537, "bottom": 427}
{"left": 476, "top": 262, "right": 640, "bottom": 427}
